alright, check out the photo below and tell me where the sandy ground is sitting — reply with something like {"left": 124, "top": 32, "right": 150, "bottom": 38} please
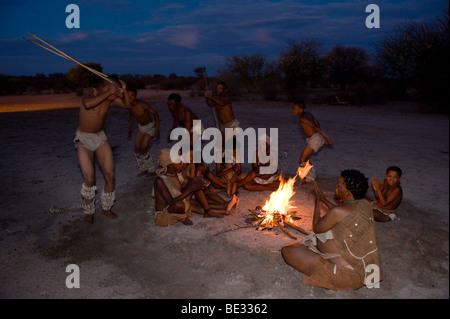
{"left": 0, "top": 90, "right": 448, "bottom": 300}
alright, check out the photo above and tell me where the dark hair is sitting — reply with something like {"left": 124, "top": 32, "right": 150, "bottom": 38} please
{"left": 90, "top": 75, "right": 120, "bottom": 89}
{"left": 340, "top": 169, "right": 369, "bottom": 200}
{"left": 127, "top": 87, "right": 137, "bottom": 95}
{"left": 217, "top": 81, "right": 228, "bottom": 89}
{"left": 168, "top": 93, "right": 182, "bottom": 103}
{"left": 293, "top": 100, "right": 306, "bottom": 109}
{"left": 386, "top": 166, "right": 402, "bottom": 177}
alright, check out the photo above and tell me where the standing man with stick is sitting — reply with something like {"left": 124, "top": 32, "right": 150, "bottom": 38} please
{"left": 205, "top": 82, "right": 240, "bottom": 138}
{"left": 74, "top": 76, "right": 128, "bottom": 224}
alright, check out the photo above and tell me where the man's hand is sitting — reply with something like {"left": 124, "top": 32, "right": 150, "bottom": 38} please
{"left": 108, "top": 83, "right": 121, "bottom": 96}
{"left": 118, "top": 79, "right": 127, "bottom": 93}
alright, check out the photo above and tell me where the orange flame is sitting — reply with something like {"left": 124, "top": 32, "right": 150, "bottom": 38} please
{"left": 259, "top": 161, "right": 313, "bottom": 227}
{"left": 297, "top": 160, "right": 313, "bottom": 180}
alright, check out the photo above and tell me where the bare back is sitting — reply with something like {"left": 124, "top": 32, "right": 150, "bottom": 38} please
{"left": 299, "top": 111, "right": 320, "bottom": 138}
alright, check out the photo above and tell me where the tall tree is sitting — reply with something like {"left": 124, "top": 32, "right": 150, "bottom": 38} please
{"left": 326, "top": 45, "right": 370, "bottom": 91}
{"left": 277, "top": 39, "right": 325, "bottom": 97}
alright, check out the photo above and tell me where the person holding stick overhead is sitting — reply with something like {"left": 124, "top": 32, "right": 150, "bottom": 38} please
{"left": 74, "top": 76, "right": 128, "bottom": 224}
{"left": 205, "top": 82, "right": 240, "bottom": 139}
{"left": 24, "top": 32, "right": 131, "bottom": 224}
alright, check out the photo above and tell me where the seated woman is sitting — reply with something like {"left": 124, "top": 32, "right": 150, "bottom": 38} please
{"left": 281, "top": 169, "right": 382, "bottom": 290}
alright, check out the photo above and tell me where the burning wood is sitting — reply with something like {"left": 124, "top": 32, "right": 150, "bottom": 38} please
{"left": 246, "top": 163, "right": 313, "bottom": 239}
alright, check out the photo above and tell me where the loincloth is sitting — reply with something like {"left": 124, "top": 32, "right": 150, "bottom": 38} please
{"left": 306, "top": 132, "right": 325, "bottom": 153}
{"left": 253, "top": 174, "right": 278, "bottom": 185}
{"left": 154, "top": 206, "right": 187, "bottom": 227}
{"left": 74, "top": 129, "right": 107, "bottom": 152}
{"left": 372, "top": 202, "right": 399, "bottom": 221}
{"left": 220, "top": 118, "right": 240, "bottom": 135}
{"left": 138, "top": 121, "right": 156, "bottom": 137}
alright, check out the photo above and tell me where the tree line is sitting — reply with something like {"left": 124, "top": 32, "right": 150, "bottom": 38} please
{"left": 1, "top": 9, "right": 447, "bottom": 112}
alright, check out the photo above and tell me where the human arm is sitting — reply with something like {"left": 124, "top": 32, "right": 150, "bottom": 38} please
{"left": 312, "top": 183, "right": 343, "bottom": 233}
{"left": 204, "top": 91, "right": 215, "bottom": 108}
{"left": 146, "top": 105, "right": 160, "bottom": 139}
{"left": 314, "top": 183, "right": 336, "bottom": 211}
{"left": 205, "top": 92, "right": 229, "bottom": 108}
{"left": 300, "top": 117, "right": 333, "bottom": 145}
{"left": 112, "top": 80, "right": 129, "bottom": 108}
{"left": 155, "top": 176, "right": 206, "bottom": 206}
{"left": 371, "top": 178, "right": 402, "bottom": 208}
{"left": 81, "top": 85, "right": 120, "bottom": 110}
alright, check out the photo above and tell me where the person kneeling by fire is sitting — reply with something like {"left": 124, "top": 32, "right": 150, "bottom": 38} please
{"left": 281, "top": 169, "right": 382, "bottom": 290}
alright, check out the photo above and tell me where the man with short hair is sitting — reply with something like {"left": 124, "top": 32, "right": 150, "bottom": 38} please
{"left": 126, "top": 88, "right": 160, "bottom": 176}
{"left": 74, "top": 77, "right": 127, "bottom": 224}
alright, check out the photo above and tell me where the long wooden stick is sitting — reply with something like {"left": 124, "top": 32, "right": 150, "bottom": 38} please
{"left": 202, "top": 68, "right": 220, "bottom": 129}
{"left": 27, "top": 32, "right": 107, "bottom": 77}
{"left": 25, "top": 32, "right": 111, "bottom": 83}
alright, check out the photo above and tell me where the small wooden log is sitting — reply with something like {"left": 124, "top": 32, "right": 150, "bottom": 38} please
{"left": 273, "top": 219, "right": 297, "bottom": 240}
{"left": 284, "top": 221, "right": 311, "bottom": 236}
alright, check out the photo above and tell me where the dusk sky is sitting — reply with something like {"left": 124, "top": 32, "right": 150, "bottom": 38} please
{"left": 0, "top": 0, "right": 447, "bottom": 77}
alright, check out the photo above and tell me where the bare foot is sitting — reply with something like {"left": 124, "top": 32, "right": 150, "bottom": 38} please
{"left": 204, "top": 209, "right": 225, "bottom": 218}
{"left": 226, "top": 195, "right": 240, "bottom": 215}
{"left": 103, "top": 210, "right": 118, "bottom": 219}
{"left": 226, "top": 194, "right": 237, "bottom": 213}
{"left": 182, "top": 217, "right": 193, "bottom": 225}
{"left": 85, "top": 214, "right": 94, "bottom": 224}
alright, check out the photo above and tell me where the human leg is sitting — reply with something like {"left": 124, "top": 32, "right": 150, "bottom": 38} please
{"left": 95, "top": 142, "right": 117, "bottom": 219}
{"left": 281, "top": 242, "right": 322, "bottom": 276}
{"left": 77, "top": 144, "right": 97, "bottom": 223}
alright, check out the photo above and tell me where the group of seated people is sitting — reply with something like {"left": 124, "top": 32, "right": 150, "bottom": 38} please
{"left": 152, "top": 137, "right": 280, "bottom": 227}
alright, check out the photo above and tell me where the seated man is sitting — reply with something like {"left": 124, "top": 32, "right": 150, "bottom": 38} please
{"left": 178, "top": 147, "right": 238, "bottom": 216}
{"left": 281, "top": 169, "right": 382, "bottom": 290}
{"left": 371, "top": 166, "right": 403, "bottom": 222}
{"left": 153, "top": 148, "right": 208, "bottom": 226}
{"left": 244, "top": 136, "right": 280, "bottom": 192}
{"left": 209, "top": 140, "right": 256, "bottom": 197}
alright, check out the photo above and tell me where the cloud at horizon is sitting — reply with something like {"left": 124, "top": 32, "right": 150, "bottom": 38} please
{"left": 0, "top": 0, "right": 447, "bottom": 76}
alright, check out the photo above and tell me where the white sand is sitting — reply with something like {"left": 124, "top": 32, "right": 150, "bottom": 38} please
{"left": 0, "top": 90, "right": 448, "bottom": 299}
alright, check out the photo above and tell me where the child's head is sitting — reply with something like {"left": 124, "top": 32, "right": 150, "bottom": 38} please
{"left": 292, "top": 100, "right": 306, "bottom": 115}
{"left": 385, "top": 166, "right": 402, "bottom": 186}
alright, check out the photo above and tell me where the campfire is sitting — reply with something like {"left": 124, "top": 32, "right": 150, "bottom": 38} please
{"left": 246, "top": 161, "right": 313, "bottom": 239}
